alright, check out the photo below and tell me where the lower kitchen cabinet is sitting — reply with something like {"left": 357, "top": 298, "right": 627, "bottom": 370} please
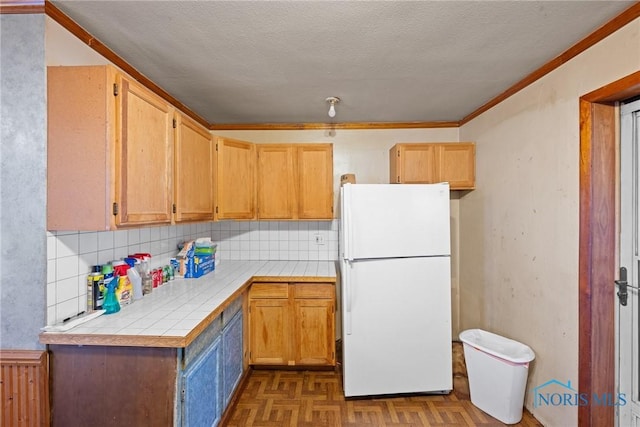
{"left": 48, "top": 297, "right": 245, "bottom": 427}
{"left": 249, "top": 282, "right": 335, "bottom": 367}
{"left": 248, "top": 283, "right": 289, "bottom": 365}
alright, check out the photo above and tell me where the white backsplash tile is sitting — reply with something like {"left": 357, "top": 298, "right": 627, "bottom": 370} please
{"left": 56, "top": 233, "right": 79, "bottom": 257}
{"left": 46, "top": 219, "right": 339, "bottom": 325}
{"left": 79, "top": 231, "right": 98, "bottom": 254}
{"left": 114, "top": 230, "right": 128, "bottom": 248}
{"left": 98, "top": 231, "right": 114, "bottom": 250}
{"left": 55, "top": 255, "right": 79, "bottom": 281}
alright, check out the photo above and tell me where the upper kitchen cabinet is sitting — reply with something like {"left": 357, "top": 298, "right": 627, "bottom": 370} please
{"left": 257, "top": 144, "right": 334, "bottom": 220}
{"left": 214, "top": 137, "right": 256, "bottom": 220}
{"left": 297, "top": 144, "right": 334, "bottom": 219}
{"left": 257, "top": 145, "right": 296, "bottom": 219}
{"left": 116, "top": 74, "right": 174, "bottom": 226}
{"left": 174, "top": 112, "right": 215, "bottom": 222}
{"left": 389, "top": 142, "right": 475, "bottom": 190}
{"left": 48, "top": 65, "right": 174, "bottom": 230}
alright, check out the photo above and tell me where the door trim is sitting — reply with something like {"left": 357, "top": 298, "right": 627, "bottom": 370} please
{"left": 579, "top": 70, "right": 640, "bottom": 426}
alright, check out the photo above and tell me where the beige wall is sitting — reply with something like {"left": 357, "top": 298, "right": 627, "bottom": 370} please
{"left": 459, "top": 18, "right": 640, "bottom": 427}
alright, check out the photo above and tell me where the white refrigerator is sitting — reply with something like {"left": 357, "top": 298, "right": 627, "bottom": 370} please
{"left": 340, "top": 183, "right": 452, "bottom": 397}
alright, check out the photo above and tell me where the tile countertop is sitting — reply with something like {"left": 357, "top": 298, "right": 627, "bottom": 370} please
{"left": 39, "top": 260, "right": 337, "bottom": 348}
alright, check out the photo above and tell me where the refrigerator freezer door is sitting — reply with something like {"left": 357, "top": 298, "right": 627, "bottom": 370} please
{"left": 341, "top": 256, "right": 452, "bottom": 397}
{"left": 341, "top": 183, "right": 450, "bottom": 260}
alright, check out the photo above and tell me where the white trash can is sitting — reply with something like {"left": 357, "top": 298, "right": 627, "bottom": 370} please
{"left": 459, "top": 329, "right": 535, "bottom": 424}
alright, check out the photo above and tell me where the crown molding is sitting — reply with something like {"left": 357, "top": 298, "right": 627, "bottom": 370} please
{"left": 210, "top": 121, "right": 460, "bottom": 131}
{"left": 0, "top": 0, "right": 44, "bottom": 14}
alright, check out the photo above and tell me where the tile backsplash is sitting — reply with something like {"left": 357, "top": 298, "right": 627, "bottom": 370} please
{"left": 47, "top": 220, "right": 339, "bottom": 325}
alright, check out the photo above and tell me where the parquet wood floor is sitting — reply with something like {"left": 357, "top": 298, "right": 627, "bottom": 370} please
{"left": 225, "top": 369, "right": 543, "bottom": 427}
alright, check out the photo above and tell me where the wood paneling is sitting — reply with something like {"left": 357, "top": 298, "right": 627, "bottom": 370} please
{"left": 0, "top": 350, "right": 49, "bottom": 427}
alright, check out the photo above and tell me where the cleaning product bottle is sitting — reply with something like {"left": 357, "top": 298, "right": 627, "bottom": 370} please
{"left": 103, "top": 278, "right": 120, "bottom": 314}
{"left": 128, "top": 261, "right": 143, "bottom": 300}
{"left": 101, "top": 263, "right": 119, "bottom": 314}
{"left": 87, "top": 265, "right": 104, "bottom": 311}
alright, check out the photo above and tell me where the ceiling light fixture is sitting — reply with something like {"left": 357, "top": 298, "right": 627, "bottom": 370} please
{"left": 326, "top": 96, "right": 340, "bottom": 118}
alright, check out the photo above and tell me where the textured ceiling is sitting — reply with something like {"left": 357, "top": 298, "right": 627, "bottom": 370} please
{"left": 51, "top": 0, "right": 635, "bottom": 125}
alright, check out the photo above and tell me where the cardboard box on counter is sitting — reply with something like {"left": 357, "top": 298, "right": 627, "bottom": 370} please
{"left": 340, "top": 174, "right": 356, "bottom": 185}
{"left": 177, "top": 239, "right": 217, "bottom": 278}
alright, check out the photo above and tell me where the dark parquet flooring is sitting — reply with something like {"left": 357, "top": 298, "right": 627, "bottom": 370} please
{"left": 224, "top": 369, "right": 543, "bottom": 427}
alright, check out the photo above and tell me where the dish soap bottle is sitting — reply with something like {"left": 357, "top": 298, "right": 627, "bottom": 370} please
{"left": 103, "top": 275, "right": 121, "bottom": 314}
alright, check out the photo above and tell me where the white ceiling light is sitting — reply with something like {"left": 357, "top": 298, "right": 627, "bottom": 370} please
{"left": 326, "top": 96, "right": 340, "bottom": 118}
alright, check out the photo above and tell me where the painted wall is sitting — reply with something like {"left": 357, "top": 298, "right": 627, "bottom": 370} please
{"left": 0, "top": 14, "right": 47, "bottom": 350}
{"left": 459, "top": 18, "right": 640, "bottom": 427}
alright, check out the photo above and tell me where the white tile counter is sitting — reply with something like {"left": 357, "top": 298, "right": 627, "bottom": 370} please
{"left": 39, "top": 260, "right": 337, "bottom": 348}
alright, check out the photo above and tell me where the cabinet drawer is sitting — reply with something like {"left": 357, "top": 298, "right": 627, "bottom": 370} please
{"left": 293, "top": 283, "right": 334, "bottom": 299}
{"left": 249, "top": 283, "right": 288, "bottom": 299}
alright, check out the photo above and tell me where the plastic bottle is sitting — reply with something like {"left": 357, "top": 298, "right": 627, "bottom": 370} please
{"left": 87, "top": 265, "right": 104, "bottom": 311}
{"left": 113, "top": 262, "right": 132, "bottom": 306}
{"left": 141, "top": 269, "right": 153, "bottom": 295}
{"left": 128, "top": 262, "right": 143, "bottom": 300}
{"left": 103, "top": 278, "right": 121, "bottom": 314}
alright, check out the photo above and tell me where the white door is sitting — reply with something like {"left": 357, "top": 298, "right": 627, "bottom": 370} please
{"left": 340, "top": 183, "right": 451, "bottom": 260}
{"left": 618, "top": 98, "right": 640, "bottom": 426}
{"left": 341, "top": 256, "right": 452, "bottom": 397}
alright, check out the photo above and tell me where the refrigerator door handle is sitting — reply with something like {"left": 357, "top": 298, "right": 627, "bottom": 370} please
{"left": 345, "top": 260, "right": 353, "bottom": 335}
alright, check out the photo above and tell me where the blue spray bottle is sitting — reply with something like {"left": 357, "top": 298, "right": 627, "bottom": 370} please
{"left": 102, "top": 263, "right": 120, "bottom": 314}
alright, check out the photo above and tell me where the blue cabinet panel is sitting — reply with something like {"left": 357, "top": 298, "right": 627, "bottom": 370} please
{"left": 182, "top": 336, "right": 222, "bottom": 427}
{"left": 222, "top": 311, "right": 243, "bottom": 407}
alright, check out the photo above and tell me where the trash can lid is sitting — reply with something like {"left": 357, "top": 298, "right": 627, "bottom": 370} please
{"left": 459, "top": 329, "right": 535, "bottom": 363}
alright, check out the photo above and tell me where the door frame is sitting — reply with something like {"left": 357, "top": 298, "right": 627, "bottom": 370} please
{"left": 579, "top": 70, "right": 640, "bottom": 426}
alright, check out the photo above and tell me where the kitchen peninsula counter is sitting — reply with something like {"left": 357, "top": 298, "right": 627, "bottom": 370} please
{"left": 39, "top": 260, "right": 337, "bottom": 348}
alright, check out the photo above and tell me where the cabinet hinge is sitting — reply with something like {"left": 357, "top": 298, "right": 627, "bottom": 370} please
{"left": 113, "top": 83, "right": 118, "bottom": 97}
{"left": 172, "top": 118, "right": 177, "bottom": 128}
{"left": 172, "top": 204, "right": 177, "bottom": 214}
{"left": 112, "top": 202, "right": 118, "bottom": 216}
{"left": 215, "top": 206, "right": 219, "bottom": 214}
{"left": 181, "top": 388, "right": 185, "bottom": 402}
{"left": 215, "top": 143, "right": 218, "bottom": 152}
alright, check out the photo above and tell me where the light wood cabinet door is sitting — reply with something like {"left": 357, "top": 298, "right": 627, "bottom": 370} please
{"left": 297, "top": 144, "right": 334, "bottom": 219}
{"left": 174, "top": 113, "right": 214, "bottom": 222}
{"left": 115, "top": 74, "right": 174, "bottom": 227}
{"left": 437, "top": 143, "right": 476, "bottom": 190}
{"left": 292, "top": 283, "right": 335, "bottom": 365}
{"left": 257, "top": 145, "right": 296, "bottom": 219}
{"left": 215, "top": 137, "right": 256, "bottom": 219}
{"left": 389, "top": 144, "right": 437, "bottom": 184}
{"left": 389, "top": 142, "right": 475, "bottom": 190}
{"left": 248, "top": 282, "right": 290, "bottom": 365}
